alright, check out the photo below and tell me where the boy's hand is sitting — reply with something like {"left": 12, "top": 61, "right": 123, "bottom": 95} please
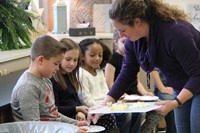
{"left": 76, "top": 121, "right": 89, "bottom": 127}
{"left": 78, "top": 127, "right": 88, "bottom": 133}
{"left": 77, "top": 121, "right": 89, "bottom": 133}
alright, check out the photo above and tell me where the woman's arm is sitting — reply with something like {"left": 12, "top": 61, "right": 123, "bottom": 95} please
{"left": 108, "top": 40, "right": 140, "bottom": 100}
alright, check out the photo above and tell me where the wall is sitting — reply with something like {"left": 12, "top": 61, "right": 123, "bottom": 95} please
{"left": 39, "top": 0, "right": 200, "bottom": 32}
{"left": 164, "top": 0, "right": 199, "bottom": 9}
{"left": 45, "top": 0, "right": 113, "bottom": 32}
{"left": 0, "top": 69, "right": 26, "bottom": 123}
{"left": 164, "top": 0, "right": 200, "bottom": 30}
{"left": 0, "top": 69, "right": 27, "bottom": 107}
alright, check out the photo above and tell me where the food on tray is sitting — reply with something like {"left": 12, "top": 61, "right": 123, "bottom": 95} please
{"left": 89, "top": 102, "right": 160, "bottom": 114}
{"left": 106, "top": 101, "right": 151, "bottom": 111}
{"left": 108, "top": 102, "right": 129, "bottom": 111}
{"left": 106, "top": 102, "right": 112, "bottom": 107}
{"left": 129, "top": 102, "right": 150, "bottom": 108}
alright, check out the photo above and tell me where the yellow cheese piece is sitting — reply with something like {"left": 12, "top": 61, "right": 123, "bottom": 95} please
{"left": 108, "top": 103, "right": 128, "bottom": 111}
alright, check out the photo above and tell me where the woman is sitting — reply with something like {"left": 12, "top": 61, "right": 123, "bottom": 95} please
{"left": 89, "top": 0, "right": 200, "bottom": 133}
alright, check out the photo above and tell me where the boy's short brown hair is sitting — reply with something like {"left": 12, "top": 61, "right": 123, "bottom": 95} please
{"left": 30, "top": 35, "right": 66, "bottom": 61}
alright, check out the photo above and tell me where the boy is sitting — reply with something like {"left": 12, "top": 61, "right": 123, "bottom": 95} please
{"left": 10, "top": 35, "right": 88, "bottom": 130}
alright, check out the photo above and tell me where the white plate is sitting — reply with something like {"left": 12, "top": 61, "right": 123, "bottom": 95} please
{"left": 89, "top": 102, "right": 161, "bottom": 114}
{"left": 80, "top": 125, "right": 105, "bottom": 132}
{"left": 124, "top": 95, "right": 159, "bottom": 101}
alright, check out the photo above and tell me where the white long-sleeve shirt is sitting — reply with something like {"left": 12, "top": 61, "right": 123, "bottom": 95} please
{"left": 78, "top": 67, "right": 109, "bottom": 107}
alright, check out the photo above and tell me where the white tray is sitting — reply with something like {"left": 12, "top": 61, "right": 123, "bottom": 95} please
{"left": 89, "top": 102, "right": 161, "bottom": 114}
{"left": 124, "top": 95, "right": 159, "bottom": 101}
{"left": 80, "top": 125, "right": 105, "bottom": 132}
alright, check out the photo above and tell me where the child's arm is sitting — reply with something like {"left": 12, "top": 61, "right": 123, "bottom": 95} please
{"left": 78, "top": 78, "right": 96, "bottom": 107}
{"left": 18, "top": 85, "right": 41, "bottom": 121}
{"left": 105, "top": 63, "right": 116, "bottom": 89}
{"left": 51, "top": 78, "right": 80, "bottom": 117}
{"left": 151, "top": 70, "right": 173, "bottom": 95}
{"left": 59, "top": 112, "right": 78, "bottom": 124}
{"left": 134, "top": 74, "right": 153, "bottom": 96}
{"left": 137, "top": 81, "right": 153, "bottom": 96}
{"left": 78, "top": 80, "right": 96, "bottom": 107}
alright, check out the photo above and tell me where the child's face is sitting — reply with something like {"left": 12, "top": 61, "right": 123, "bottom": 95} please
{"left": 61, "top": 49, "right": 79, "bottom": 73}
{"left": 116, "top": 36, "right": 126, "bottom": 54}
{"left": 41, "top": 54, "right": 64, "bottom": 78}
{"left": 83, "top": 43, "right": 103, "bottom": 69}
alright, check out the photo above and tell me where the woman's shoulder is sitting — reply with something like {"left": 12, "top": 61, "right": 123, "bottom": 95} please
{"left": 124, "top": 39, "right": 136, "bottom": 51}
{"left": 156, "top": 19, "right": 196, "bottom": 38}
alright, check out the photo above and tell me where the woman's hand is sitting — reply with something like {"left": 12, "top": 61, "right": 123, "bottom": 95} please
{"left": 87, "top": 104, "right": 104, "bottom": 124}
{"left": 155, "top": 100, "right": 177, "bottom": 116}
{"left": 76, "top": 106, "right": 89, "bottom": 115}
{"left": 118, "top": 94, "right": 126, "bottom": 100}
{"left": 76, "top": 112, "right": 86, "bottom": 121}
{"left": 87, "top": 95, "right": 115, "bottom": 124}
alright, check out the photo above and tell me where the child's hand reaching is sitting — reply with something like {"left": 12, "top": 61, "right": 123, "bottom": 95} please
{"left": 76, "top": 112, "right": 86, "bottom": 121}
{"left": 159, "top": 86, "right": 174, "bottom": 95}
{"left": 144, "top": 92, "right": 154, "bottom": 96}
{"left": 76, "top": 120, "right": 89, "bottom": 127}
{"left": 76, "top": 106, "right": 89, "bottom": 115}
{"left": 79, "top": 127, "right": 88, "bottom": 133}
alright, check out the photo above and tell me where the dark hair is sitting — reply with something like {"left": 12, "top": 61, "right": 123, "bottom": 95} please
{"left": 101, "top": 43, "right": 112, "bottom": 69}
{"left": 113, "top": 30, "right": 120, "bottom": 42}
{"left": 53, "top": 38, "right": 82, "bottom": 91}
{"left": 109, "top": 0, "right": 189, "bottom": 26}
{"left": 113, "top": 30, "right": 120, "bottom": 52}
{"left": 79, "top": 38, "right": 111, "bottom": 69}
{"left": 31, "top": 35, "right": 66, "bottom": 61}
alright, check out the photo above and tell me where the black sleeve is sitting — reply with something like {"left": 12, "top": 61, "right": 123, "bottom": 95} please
{"left": 50, "top": 78, "right": 77, "bottom": 118}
